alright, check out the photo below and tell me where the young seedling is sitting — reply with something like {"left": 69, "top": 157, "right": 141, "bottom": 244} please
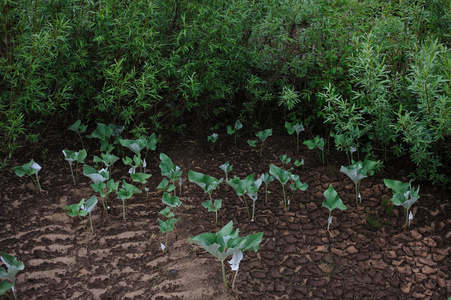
{"left": 219, "top": 162, "right": 233, "bottom": 190}
{"left": 13, "top": 159, "right": 42, "bottom": 192}
{"left": 227, "top": 174, "right": 256, "bottom": 220}
{"left": 289, "top": 176, "right": 308, "bottom": 206}
{"left": 158, "top": 206, "right": 180, "bottom": 253}
{"left": 81, "top": 196, "right": 98, "bottom": 233}
{"left": 63, "top": 149, "right": 87, "bottom": 185}
{"left": 188, "top": 170, "right": 223, "bottom": 222}
{"left": 384, "top": 179, "right": 420, "bottom": 228}
{"left": 340, "top": 160, "right": 379, "bottom": 203}
{"left": 68, "top": 119, "right": 87, "bottom": 149}
{"left": 207, "top": 133, "right": 219, "bottom": 151}
{"left": 123, "top": 154, "right": 143, "bottom": 175}
{"left": 64, "top": 198, "right": 93, "bottom": 232}
{"left": 117, "top": 180, "right": 142, "bottom": 221}
{"left": 159, "top": 153, "right": 182, "bottom": 196}
{"left": 294, "top": 159, "right": 304, "bottom": 168}
{"left": 0, "top": 252, "right": 25, "bottom": 300}
{"left": 91, "top": 179, "right": 119, "bottom": 212}
{"left": 93, "top": 152, "right": 119, "bottom": 179}
{"left": 157, "top": 178, "right": 176, "bottom": 194}
{"left": 246, "top": 176, "right": 263, "bottom": 222}
{"left": 162, "top": 192, "right": 182, "bottom": 215}
{"left": 227, "top": 120, "right": 243, "bottom": 146}
{"left": 269, "top": 164, "right": 293, "bottom": 209}
{"left": 279, "top": 154, "right": 291, "bottom": 169}
{"left": 285, "top": 121, "right": 304, "bottom": 153}
{"left": 260, "top": 172, "right": 274, "bottom": 204}
{"left": 202, "top": 199, "right": 223, "bottom": 223}
{"left": 248, "top": 129, "right": 272, "bottom": 156}
{"left": 322, "top": 185, "right": 347, "bottom": 232}
{"left": 303, "top": 136, "right": 326, "bottom": 165}
{"left": 188, "top": 220, "right": 263, "bottom": 289}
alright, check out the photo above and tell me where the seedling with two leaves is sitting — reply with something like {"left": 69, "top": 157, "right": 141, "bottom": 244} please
{"left": 279, "top": 154, "right": 304, "bottom": 170}
{"left": 322, "top": 185, "right": 347, "bottom": 232}
{"left": 63, "top": 150, "right": 87, "bottom": 185}
{"left": 188, "top": 170, "right": 223, "bottom": 223}
{"left": 116, "top": 180, "right": 141, "bottom": 221}
{"left": 189, "top": 221, "right": 263, "bottom": 289}
{"left": 0, "top": 252, "right": 25, "bottom": 300}
{"left": 269, "top": 164, "right": 308, "bottom": 210}
{"left": 207, "top": 133, "right": 219, "bottom": 151}
{"left": 260, "top": 172, "right": 274, "bottom": 204}
{"left": 91, "top": 179, "right": 119, "bottom": 212}
{"left": 303, "top": 136, "right": 326, "bottom": 165}
{"left": 340, "top": 160, "right": 380, "bottom": 204}
{"left": 227, "top": 174, "right": 260, "bottom": 220}
{"left": 384, "top": 179, "right": 420, "bottom": 228}
{"left": 247, "top": 129, "right": 272, "bottom": 156}
{"left": 219, "top": 162, "right": 233, "bottom": 190}
{"left": 285, "top": 121, "right": 305, "bottom": 154}
{"left": 158, "top": 206, "right": 180, "bottom": 253}
{"left": 159, "top": 153, "right": 182, "bottom": 196}
{"left": 227, "top": 120, "right": 243, "bottom": 146}
{"left": 68, "top": 119, "right": 87, "bottom": 149}
{"left": 63, "top": 196, "right": 98, "bottom": 232}
{"left": 13, "top": 160, "right": 42, "bottom": 193}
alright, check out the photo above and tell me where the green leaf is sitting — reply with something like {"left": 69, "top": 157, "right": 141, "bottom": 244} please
{"left": 255, "top": 129, "right": 272, "bottom": 142}
{"left": 162, "top": 192, "right": 182, "bottom": 208}
{"left": 247, "top": 140, "right": 257, "bottom": 147}
{"left": 269, "top": 164, "right": 292, "bottom": 185}
{"left": 83, "top": 165, "right": 109, "bottom": 183}
{"left": 157, "top": 178, "right": 175, "bottom": 192}
{"left": 0, "top": 252, "right": 24, "bottom": 285}
{"left": 63, "top": 199, "right": 86, "bottom": 217}
{"left": 303, "top": 135, "right": 324, "bottom": 150}
{"left": 87, "top": 123, "right": 113, "bottom": 141}
{"left": 234, "top": 120, "right": 243, "bottom": 130}
{"left": 219, "top": 162, "right": 233, "bottom": 173}
{"left": 146, "top": 133, "right": 157, "bottom": 151}
{"left": 202, "top": 199, "right": 222, "bottom": 212}
{"left": 81, "top": 196, "right": 98, "bottom": 214}
{"left": 13, "top": 160, "right": 36, "bottom": 177}
{"left": 159, "top": 206, "right": 175, "bottom": 218}
{"left": 188, "top": 170, "right": 223, "bottom": 194}
{"left": 285, "top": 121, "right": 295, "bottom": 135}
{"left": 130, "top": 172, "right": 152, "bottom": 184}
{"left": 68, "top": 120, "right": 87, "bottom": 134}
{"left": 226, "top": 125, "right": 235, "bottom": 135}
{"left": 0, "top": 280, "right": 13, "bottom": 295}
{"left": 117, "top": 180, "right": 141, "bottom": 200}
{"left": 227, "top": 174, "right": 255, "bottom": 196}
{"left": 158, "top": 217, "right": 180, "bottom": 233}
{"left": 91, "top": 181, "right": 107, "bottom": 197}
{"left": 340, "top": 163, "right": 367, "bottom": 185}
{"left": 322, "top": 185, "right": 347, "bottom": 211}
{"left": 120, "top": 137, "right": 147, "bottom": 155}
{"left": 383, "top": 179, "right": 410, "bottom": 194}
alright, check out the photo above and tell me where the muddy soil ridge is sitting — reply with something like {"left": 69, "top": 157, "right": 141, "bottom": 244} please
{"left": 1, "top": 130, "right": 450, "bottom": 299}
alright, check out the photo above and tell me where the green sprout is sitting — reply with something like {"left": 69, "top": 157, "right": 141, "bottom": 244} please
{"left": 158, "top": 206, "right": 180, "bottom": 254}
{"left": 384, "top": 179, "right": 420, "bottom": 228}
{"left": 285, "top": 121, "right": 304, "bottom": 154}
{"left": 159, "top": 153, "right": 182, "bottom": 196}
{"left": 248, "top": 129, "right": 272, "bottom": 156}
{"left": 227, "top": 120, "right": 243, "bottom": 146}
{"left": 116, "top": 180, "right": 141, "bottom": 221}
{"left": 219, "top": 162, "right": 233, "bottom": 190}
{"left": 91, "top": 179, "right": 119, "bottom": 212}
{"left": 269, "top": 164, "right": 294, "bottom": 209}
{"left": 322, "top": 185, "right": 347, "bottom": 231}
{"left": 227, "top": 174, "right": 256, "bottom": 220}
{"left": 260, "top": 172, "right": 274, "bottom": 204}
{"left": 68, "top": 119, "right": 87, "bottom": 149}
{"left": 207, "top": 133, "right": 219, "bottom": 151}
{"left": 13, "top": 159, "right": 42, "bottom": 192}
{"left": 0, "top": 252, "right": 25, "bottom": 300}
{"left": 63, "top": 149, "right": 87, "bottom": 186}
{"left": 279, "top": 154, "right": 291, "bottom": 169}
{"left": 303, "top": 136, "right": 326, "bottom": 165}
{"left": 188, "top": 221, "right": 263, "bottom": 289}
{"left": 87, "top": 122, "right": 114, "bottom": 152}
{"left": 63, "top": 196, "right": 98, "bottom": 232}
{"left": 340, "top": 160, "right": 379, "bottom": 203}
{"left": 188, "top": 170, "right": 223, "bottom": 223}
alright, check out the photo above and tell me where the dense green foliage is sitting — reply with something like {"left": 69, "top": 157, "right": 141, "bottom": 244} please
{"left": 1, "top": 0, "right": 450, "bottom": 184}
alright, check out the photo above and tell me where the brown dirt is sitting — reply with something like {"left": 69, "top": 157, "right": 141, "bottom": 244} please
{"left": 1, "top": 130, "right": 450, "bottom": 299}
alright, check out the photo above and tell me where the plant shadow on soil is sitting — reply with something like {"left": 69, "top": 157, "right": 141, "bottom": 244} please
{"left": 1, "top": 129, "right": 450, "bottom": 299}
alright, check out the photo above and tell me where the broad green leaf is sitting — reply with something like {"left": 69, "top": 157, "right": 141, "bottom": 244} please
{"left": 159, "top": 206, "right": 175, "bottom": 218}
{"left": 219, "top": 162, "right": 232, "bottom": 173}
{"left": 83, "top": 165, "right": 108, "bottom": 183}
{"left": 340, "top": 163, "right": 367, "bottom": 185}
{"left": 322, "top": 185, "right": 347, "bottom": 211}
{"left": 117, "top": 180, "right": 141, "bottom": 200}
{"left": 13, "top": 160, "right": 36, "bottom": 177}
{"left": 269, "top": 164, "right": 292, "bottom": 185}
{"left": 68, "top": 120, "right": 87, "bottom": 134}
{"left": 285, "top": 122, "right": 295, "bottom": 135}
{"left": 91, "top": 181, "right": 107, "bottom": 197}
{"left": 120, "top": 137, "right": 147, "bottom": 155}
{"left": 202, "top": 199, "right": 222, "bottom": 212}
{"left": 188, "top": 170, "right": 223, "bottom": 194}
{"left": 0, "top": 280, "right": 13, "bottom": 295}
{"left": 290, "top": 178, "right": 308, "bottom": 191}
{"left": 303, "top": 135, "right": 324, "bottom": 150}
{"left": 146, "top": 133, "right": 157, "bottom": 151}
{"left": 226, "top": 126, "right": 235, "bottom": 135}
{"left": 384, "top": 179, "right": 410, "bottom": 194}
{"left": 255, "top": 129, "right": 272, "bottom": 142}
{"left": 157, "top": 178, "right": 175, "bottom": 192}
{"left": 87, "top": 123, "right": 113, "bottom": 141}
{"left": 63, "top": 199, "right": 88, "bottom": 217}
{"left": 234, "top": 120, "right": 243, "bottom": 130}
{"left": 158, "top": 217, "right": 180, "bottom": 233}
{"left": 0, "top": 252, "right": 25, "bottom": 284}
{"left": 247, "top": 140, "right": 257, "bottom": 147}
{"left": 131, "top": 172, "right": 152, "bottom": 183}
{"left": 227, "top": 174, "right": 255, "bottom": 196}
{"left": 162, "top": 192, "right": 182, "bottom": 208}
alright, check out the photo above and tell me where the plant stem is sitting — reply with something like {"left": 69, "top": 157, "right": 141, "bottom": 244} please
{"left": 259, "top": 142, "right": 263, "bottom": 157}
{"left": 296, "top": 133, "right": 299, "bottom": 154}
{"left": 252, "top": 200, "right": 255, "bottom": 222}
{"left": 405, "top": 208, "right": 409, "bottom": 228}
{"left": 165, "top": 230, "right": 169, "bottom": 253}
{"left": 232, "top": 269, "right": 238, "bottom": 288}
{"left": 327, "top": 211, "right": 332, "bottom": 231}
{"left": 35, "top": 174, "right": 42, "bottom": 192}
{"left": 221, "top": 260, "right": 228, "bottom": 289}
{"left": 264, "top": 185, "right": 268, "bottom": 204}
{"left": 89, "top": 212, "right": 94, "bottom": 233}
{"left": 69, "top": 162, "right": 76, "bottom": 186}
{"left": 122, "top": 199, "right": 126, "bottom": 221}
{"left": 282, "top": 184, "right": 287, "bottom": 209}
{"left": 78, "top": 216, "right": 90, "bottom": 231}
{"left": 241, "top": 196, "right": 251, "bottom": 219}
